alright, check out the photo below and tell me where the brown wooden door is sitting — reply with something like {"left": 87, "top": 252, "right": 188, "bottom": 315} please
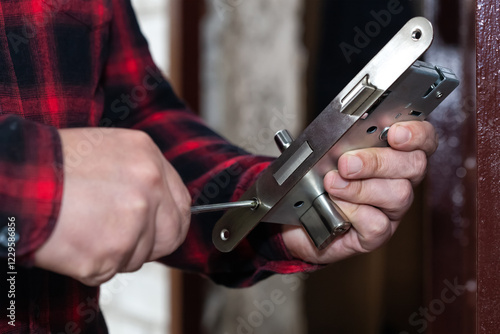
{"left": 425, "top": 0, "right": 500, "bottom": 333}
{"left": 476, "top": 0, "right": 500, "bottom": 332}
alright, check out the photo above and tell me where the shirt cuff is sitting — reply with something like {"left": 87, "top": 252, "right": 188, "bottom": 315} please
{"left": 0, "top": 115, "right": 64, "bottom": 266}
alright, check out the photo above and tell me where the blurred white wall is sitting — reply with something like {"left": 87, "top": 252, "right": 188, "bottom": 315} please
{"left": 131, "top": 0, "right": 171, "bottom": 74}
{"left": 202, "top": 0, "right": 306, "bottom": 157}
{"left": 99, "top": 1, "right": 172, "bottom": 334}
{"left": 201, "top": 0, "right": 307, "bottom": 333}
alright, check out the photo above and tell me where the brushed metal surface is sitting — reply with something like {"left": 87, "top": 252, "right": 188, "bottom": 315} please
{"left": 212, "top": 17, "right": 437, "bottom": 252}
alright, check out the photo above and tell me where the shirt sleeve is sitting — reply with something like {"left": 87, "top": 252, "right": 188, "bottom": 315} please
{"left": 0, "top": 114, "right": 63, "bottom": 266}
{"left": 100, "top": 0, "right": 321, "bottom": 287}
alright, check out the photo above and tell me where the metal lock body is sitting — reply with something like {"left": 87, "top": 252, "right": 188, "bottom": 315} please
{"left": 211, "top": 17, "right": 459, "bottom": 252}
{"left": 271, "top": 129, "right": 351, "bottom": 249}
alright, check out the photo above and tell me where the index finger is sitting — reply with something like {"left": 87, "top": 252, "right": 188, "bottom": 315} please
{"left": 387, "top": 121, "right": 438, "bottom": 156}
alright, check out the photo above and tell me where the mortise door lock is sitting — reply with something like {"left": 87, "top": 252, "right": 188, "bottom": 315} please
{"left": 197, "top": 17, "right": 459, "bottom": 252}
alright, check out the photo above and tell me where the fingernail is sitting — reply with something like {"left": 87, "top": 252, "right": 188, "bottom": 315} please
{"left": 346, "top": 155, "right": 363, "bottom": 175}
{"left": 394, "top": 125, "right": 412, "bottom": 145}
{"left": 330, "top": 171, "right": 349, "bottom": 189}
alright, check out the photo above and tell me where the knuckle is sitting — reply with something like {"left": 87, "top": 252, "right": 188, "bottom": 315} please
{"left": 126, "top": 132, "right": 164, "bottom": 186}
{"left": 123, "top": 261, "right": 144, "bottom": 274}
{"left": 423, "top": 120, "right": 437, "bottom": 138}
{"left": 350, "top": 180, "right": 366, "bottom": 201}
{"left": 365, "top": 216, "right": 391, "bottom": 241}
{"left": 410, "top": 150, "right": 428, "bottom": 177}
{"left": 74, "top": 263, "right": 97, "bottom": 285}
{"left": 129, "top": 130, "right": 154, "bottom": 148}
{"left": 122, "top": 190, "right": 150, "bottom": 218}
{"left": 371, "top": 150, "right": 387, "bottom": 174}
{"left": 105, "top": 235, "right": 136, "bottom": 265}
{"left": 110, "top": 203, "right": 145, "bottom": 257}
{"left": 417, "top": 122, "right": 438, "bottom": 154}
{"left": 412, "top": 124, "right": 427, "bottom": 144}
{"left": 431, "top": 131, "right": 440, "bottom": 153}
{"left": 350, "top": 150, "right": 381, "bottom": 176}
{"left": 134, "top": 160, "right": 163, "bottom": 187}
{"left": 410, "top": 121, "right": 428, "bottom": 138}
{"left": 76, "top": 262, "right": 117, "bottom": 286}
{"left": 394, "top": 180, "right": 414, "bottom": 208}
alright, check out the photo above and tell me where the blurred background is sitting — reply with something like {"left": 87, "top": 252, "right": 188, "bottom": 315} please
{"left": 99, "top": 0, "right": 497, "bottom": 333}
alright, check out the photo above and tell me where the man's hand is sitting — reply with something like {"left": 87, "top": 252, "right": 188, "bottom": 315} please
{"left": 282, "top": 121, "right": 437, "bottom": 264}
{"left": 34, "top": 128, "right": 191, "bottom": 286}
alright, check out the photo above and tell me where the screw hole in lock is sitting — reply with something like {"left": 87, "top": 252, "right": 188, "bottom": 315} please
{"left": 220, "top": 229, "right": 230, "bottom": 241}
{"left": 367, "top": 126, "right": 378, "bottom": 134}
{"left": 294, "top": 201, "right": 304, "bottom": 208}
{"left": 412, "top": 29, "right": 422, "bottom": 41}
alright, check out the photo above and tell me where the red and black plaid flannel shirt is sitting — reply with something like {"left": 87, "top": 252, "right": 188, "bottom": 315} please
{"left": 0, "top": 0, "right": 318, "bottom": 332}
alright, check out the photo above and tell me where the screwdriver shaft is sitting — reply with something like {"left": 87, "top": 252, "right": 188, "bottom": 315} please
{"left": 191, "top": 199, "right": 259, "bottom": 214}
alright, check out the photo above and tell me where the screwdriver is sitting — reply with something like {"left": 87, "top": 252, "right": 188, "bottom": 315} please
{"left": 190, "top": 199, "right": 259, "bottom": 214}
